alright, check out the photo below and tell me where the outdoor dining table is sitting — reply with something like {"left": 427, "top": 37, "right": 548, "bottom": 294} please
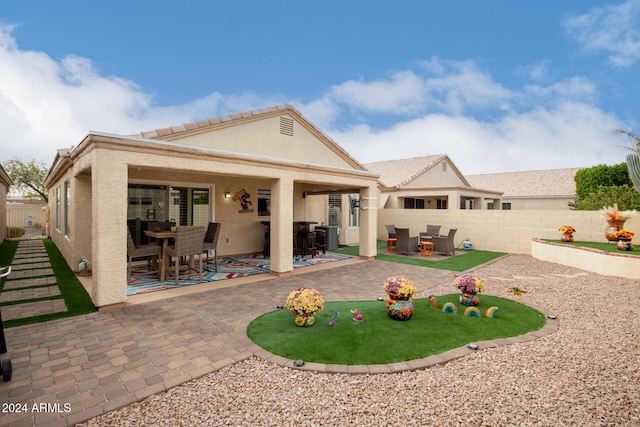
{"left": 144, "top": 229, "right": 176, "bottom": 282}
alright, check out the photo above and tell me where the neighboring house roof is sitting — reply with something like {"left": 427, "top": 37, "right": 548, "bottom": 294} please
{"left": 364, "top": 154, "right": 470, "bottom": 188}
{"left": 138, "top": 104, "right": 367, "bottom": 171}
{"left": 466, "top": 168, "right": 580, "bottom": 197}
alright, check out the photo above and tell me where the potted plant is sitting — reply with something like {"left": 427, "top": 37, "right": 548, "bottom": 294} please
{"left": 383, "top": 276, "right": 417, "bottom": 320}
{"left": 558, "top": 225, "right": 576, "bottom": 242}
{"left": 454, "top": 274, "right": 486, "bottom": 306}
{"left": 601, "top": 204, "right": 637, "bottom": 241}
{"left": 614, "top": 229, "right": 634, "bottom": 251}
{"left": 285, "top": 288, "right": 324, "bottom": 327}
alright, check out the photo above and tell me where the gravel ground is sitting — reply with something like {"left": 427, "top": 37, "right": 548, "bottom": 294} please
{"left": 79, "top": 255, "right": 640, "bottom": 426}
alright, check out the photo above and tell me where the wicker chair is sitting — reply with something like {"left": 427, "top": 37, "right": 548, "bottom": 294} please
{"left": 432, "top": 228, "right": 458, "bottom": 256}
{"left": 166, "top": 226, "right": 205, "bottom": 285}
{"left": 419, "top": 224, "right": 441, "bottom": 242}
{"left": 394, "top": 227, "right": 419, "bottom": 255}
{"left": 127, "top": 229, "right": 161, "bottom": 284}
{"left": 202, "top": 222, "right": 221, "bottom": 270}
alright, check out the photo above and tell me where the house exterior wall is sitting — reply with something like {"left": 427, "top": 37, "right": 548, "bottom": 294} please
{"left": 404, "top": 160, "right": 466, "bottom": 188}
{"left": 0, "top": 184, "right": 7, "bottom": 242}
{"left": 378, "top": 208, "right": 640, "bottom": 254}
{"left": 166, "top": 113, "right": 356, "bottom": 170}
{"left": 503, "top": 196, "right": 575, "bottom": 210}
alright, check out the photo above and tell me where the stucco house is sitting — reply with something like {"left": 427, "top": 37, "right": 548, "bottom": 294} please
{"left": 0, "top": 164, "right": 14, "bottom": 242}
{"left": 365, "top": 155, "right": 503, "bottom": 210}
{"left": 466, "top": 168, "right": 580, "bottom": 210}
{"left": 43, "top": 105, "right": 379, "bottom": 308}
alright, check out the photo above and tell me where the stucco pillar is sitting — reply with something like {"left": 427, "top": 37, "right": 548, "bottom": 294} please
{"left": 91, "top": 150, "right": 128, "bottom": 307}
{"left": 358, "top": 184, "right": 378, "bottom": 258}
{"left": 270, "top": 177, "right": 294, "bottom": 273}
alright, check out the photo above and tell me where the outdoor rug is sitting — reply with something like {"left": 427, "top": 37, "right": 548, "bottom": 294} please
{"left": 126, "top": 252, "right": 352, "bottom": 296}
{"left": 225, "top": 252, "right": 352, "bottom": 270}
{"left": 127, "top": 258, "right": 266, "bottom": 296}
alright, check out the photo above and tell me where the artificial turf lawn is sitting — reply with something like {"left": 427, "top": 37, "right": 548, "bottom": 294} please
{"left": 544, "top": 239, "right": 640, "bottom": 255}
{"left": 0, "top": 239, "right": 96, "bottom": 328}
{"left": 247, "top": 294, "right": 546, "bottom": 365}
{"left": 333, "top": 241, "right": 507, "bottom": 272}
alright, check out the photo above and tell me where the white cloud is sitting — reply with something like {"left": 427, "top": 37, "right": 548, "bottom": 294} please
{"left": 328, "top": 102, "right": 625, "bottom": 174}
{"left": 565, "top": 0, "right": 640, "bottom": 67}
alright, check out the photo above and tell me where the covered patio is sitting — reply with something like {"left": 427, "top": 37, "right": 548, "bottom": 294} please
{"left": 44, "top": 105, "right": 379, "bottom": 308}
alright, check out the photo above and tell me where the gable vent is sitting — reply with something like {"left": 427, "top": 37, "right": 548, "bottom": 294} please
{"left": 279, "top": 117, "right": 294, "bottom": 136}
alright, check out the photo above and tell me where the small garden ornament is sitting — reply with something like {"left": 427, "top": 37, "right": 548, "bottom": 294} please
{"left": 508, "top": 287, "right": 527, "bottom": 304}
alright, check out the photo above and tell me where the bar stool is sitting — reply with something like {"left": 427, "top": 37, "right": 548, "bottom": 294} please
{"left": 315, "top": 229, "right": 327, "bottom": 254}
{"left": 303, "top": 231, "right": 317, "bottom": 257}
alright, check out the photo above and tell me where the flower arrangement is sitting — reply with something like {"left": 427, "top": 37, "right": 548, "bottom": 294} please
{"left": 614, "top": 229, "right": 634, "bottom": 241}
{"left": 600, "top": 204, "right": 637, "bottom": 222}
{"left": 383, "top": 276, "right": 417, "bottom": 298}
{"left": 558, "top": 226, "right": 576, "bottom": 234}
{"left": 454, "top": 274, "right": 486, "bottom": 294}
{"left": 285, "top": 288, "right": 325, "bottom": 317}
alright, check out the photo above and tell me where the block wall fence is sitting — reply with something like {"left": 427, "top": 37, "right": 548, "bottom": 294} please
{"left": 377, "top": 209, "right": 640, "bottom": 254}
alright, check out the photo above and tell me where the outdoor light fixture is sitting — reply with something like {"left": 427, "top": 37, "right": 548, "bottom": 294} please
{"left": 225, "top": 191, "right": 232, "bottom": 199}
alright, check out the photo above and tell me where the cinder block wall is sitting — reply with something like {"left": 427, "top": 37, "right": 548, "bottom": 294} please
{"left": 378, "top": 209, "right": 640, "bottom": 254}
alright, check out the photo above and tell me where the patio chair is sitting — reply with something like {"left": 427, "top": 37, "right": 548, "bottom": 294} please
{"left": 127, "top": 228, "right": 161, "bottom": 284}
{"left": 394, "top": 227, "right": 419, "bottom": 255}
{"left": 432, "top": 228, "right": 458, "bottom": 256}
{"left": 202, "top": 222, "right": 221, "bottom": 270}
{"left": 419, "top": 224, "right": 441, "bottom": 242}
{"left": 166, "top": 226, "right": 206, "bottom": 285}
{"left": 385, "top": 224, "right": 397, "bottom": 239}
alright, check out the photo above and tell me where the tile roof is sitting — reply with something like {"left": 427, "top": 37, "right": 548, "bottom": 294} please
{"left": 364, "top": 155, "right": 456, "bottom": 188}
{"left": 466, "top": 168, "right": 580, "bottom": 197}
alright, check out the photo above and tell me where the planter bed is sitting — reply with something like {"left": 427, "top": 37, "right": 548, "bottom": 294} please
{"left": 531, "top": 238, "right": 640, "bottom": 279}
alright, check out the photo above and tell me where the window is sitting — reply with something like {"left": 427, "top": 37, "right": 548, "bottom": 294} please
{"left": 328, "top": 195, "right": 341, "bottom": 227}
{"left": 170, "top": 187, "right": 210, "bottom": 226}
{"left": 436, "top": 199, "right": 447, "bottom": 209}
{"left": 403, "top": 198, "right": 425, "bottom": 209}
{"left": 502, "top": 202, "right": 512, "bottom": 210}
{"left": 487, "top": 202, "right": 494, "bottom": 210}
{"left": 55, "top": 186, "right": 60, "bottom": 230}
{"left": 64, "top": 180, "right": 70, "bottom": 237}
{"left": 258, "top": 188, "right": 271, "bottom": 217}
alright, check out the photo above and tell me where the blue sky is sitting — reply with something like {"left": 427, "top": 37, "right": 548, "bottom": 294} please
{"left": 1, "top": 1, "right": 639, "bottom": 174}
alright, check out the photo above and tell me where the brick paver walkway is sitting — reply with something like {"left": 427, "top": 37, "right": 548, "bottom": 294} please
{"left": 0, "top": 250, "right": 557, "bottom": 427}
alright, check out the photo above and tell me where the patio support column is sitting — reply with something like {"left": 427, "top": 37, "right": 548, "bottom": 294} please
{"left": 358, "top": 184, "right": 378, "bottom": 258}
{"left": 91, "top": 149, "right": 128, "bottom": 307}
{"left": 270, "top": 177, "right": 294, "bottom": 273}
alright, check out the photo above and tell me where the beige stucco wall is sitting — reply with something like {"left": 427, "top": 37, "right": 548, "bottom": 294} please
{"left": 504, "top": 196, "right": 575, "bottom": 210}
{"left": 0, "top": 186, "right": 7, "bottom": 242}
{"left": 166, "top": 113, "right": 356, "bottom": 170}
{"left": 531, "top": 239, "right": 640, "bottom": 279}
{"left": 405, "top": 160, "right": 465, "bottom": 188}
{"left": 378, "top": 208, "right": 640, "bottom": 254}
